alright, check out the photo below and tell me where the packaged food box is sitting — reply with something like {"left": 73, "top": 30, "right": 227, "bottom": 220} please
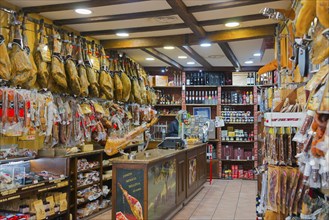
{"left": 234, "top": 147, "right": 244, "bottom": 160}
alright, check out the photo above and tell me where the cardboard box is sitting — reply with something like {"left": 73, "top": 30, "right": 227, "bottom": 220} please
{"left": 234, "top": 147, "right": 244, "bottom": 160}
{"left": 232, "top": 72, "right": 248, "bottom": 86}
{"left": 155, "top": 75, "right": 168, "bottom": 86}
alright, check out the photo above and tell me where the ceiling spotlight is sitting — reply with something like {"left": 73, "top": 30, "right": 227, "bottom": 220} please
{"left": 178, "top": 56, "right": 187, "bottom": 59}
{"left": 161, "top": 69, "right": 165, "bottom": 73}
{"left": 75, "top": 9, "right": 92, "bottom": 15}
{"left": 244, "top": 60, "right": 254, "bottom": 64}
{"left": 116, "top": 32, "right": 129, "bottom": 37}
{"left": 187, "top": 61, "right": 195, "bottom": 65}
{"left": 200, "top": 43, "right": 211, "bottom": 47}
{"left": 225, "top": 22, "right": 240, "bottom": 27}
{"left": 163, "top": 46, "right": 175, "bottom": 50}
{"left": 253, "top": 53, "right": 261, "bottom": 57}
{"left": 146, "top": 57, "right": 155, "bottom": 61}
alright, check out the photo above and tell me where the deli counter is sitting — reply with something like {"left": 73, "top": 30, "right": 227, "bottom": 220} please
{"left": 111, "top": 143, "right": 207, "bottom": 220}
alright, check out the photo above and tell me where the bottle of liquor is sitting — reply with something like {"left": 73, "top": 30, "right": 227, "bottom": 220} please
{"left": 198, "top": 91, "right": 202, "bottom": 104}
{"left": 205, "top": 72, "right": 209, "bottom": 85}
{"left": 227, "top": 92, "right": 231, "bottom": 104}
{"left": 195, "top": 91, "right": 198, "bottom": 104}
{"left": 212, "top": 91, "right": 216, "bottom": 104}
{"left": 250, "top": 72, "right": 254, "bottom": 85}
{"left": 247, "top": 73, "right": 250, "bottom": 85}
{"left": 246, "top": 91, "right": 250, "bottom": 104}
{"left": 190, "top": 73, "right": 194, "bottom": 85}
{"left": 194, "top": 73, "right": 198, "bottom": 85}
{"left": 221, "top": 92, "right": 225, "bottom": 104}
{"left": 201, "top": 91, "right": 204, "bottom": 104}
{"left": 186, "top": 73, "right": 190, "bottom": 85}
{"left": 249, "top": 91, "right": 253, "bottom": 104}
{"left": 186, "top": 91, "right": 189, "bottom": 104}
{"left": 200, "top": 72, "right": 204, "bottom": 85}
{"left": 208, "top": 91, "right": 212, "bottom": 104}
{"left": 214, "top": 91, "right": 218, "bottom": 105}
{"left": 242, "top": 92, "right": 246, "bottom": 105}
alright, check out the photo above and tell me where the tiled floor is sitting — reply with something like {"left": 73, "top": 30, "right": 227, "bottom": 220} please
{"left": 93, "top": 179, "right": 257, "bottom": 220}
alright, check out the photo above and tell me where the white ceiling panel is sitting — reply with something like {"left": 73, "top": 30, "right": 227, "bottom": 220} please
{"left": 120, "top": 49, "right": 168, "bottom": 67}
{"left": 191, "top": 44, "right": 233, "bottom": 67}
{"left": 183, "top": 0, "right": 232, "bottom": 7}
{"left": 93, "top": 28, "right": 192, "bottom": 40}
{"left": 193, "top": 0, "right": 291, "bottom": 21}
{"left": 203, "top": 19, "right": 278, "bottom": 32}
{"left": 5, "top": 0, "right": 82, "bottom": 8}
{"left": 40, "top": 1, "right": 172, "bottom": 20}
{"left": 229, "top": 39, "right": 274, "bottom": 66}
{"left": 66, "top": 16, "right": 183, "bottom": 32}
{"left": 155, "top": 47, "right": 201, "bottom": 67}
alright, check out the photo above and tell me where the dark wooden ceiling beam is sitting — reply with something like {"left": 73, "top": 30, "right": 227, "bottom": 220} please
{"left": 101, "top": 24, "right": 276, "bottom": 49}
{"left": 218, "top": 42, "right": 241, "bottom": 70}
{"left": 23, "top": 0, "right": 148, "bottom": 13}
{"left": 54, "top": 9, "right": 174, "bottom": 26}
{"left": 260, "top": 37, "right": 275, "bottom": 60}
{"left": 199, "top": 14, "right": 266, "bottom": 27}
{"left": 81, "top": 23, "right": 186, "bottom": 36}
{"left": 179, "top": 46, "right": 212, "bottom": 69}
{"left": 187, "top": 0, "right": 279, "bottom": 13}
{"left": 141, "top": 48, "right": 183, "bottom": 70}
{"left": 166, "top": 0, "right": 206, "bottom": 38}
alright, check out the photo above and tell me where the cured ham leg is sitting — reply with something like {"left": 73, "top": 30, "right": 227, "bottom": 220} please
{"left": 118, "top": 183, "right": 143, "bottom": 220}
{"left": 104, "top": 117, "right": 158, "bottom": 156}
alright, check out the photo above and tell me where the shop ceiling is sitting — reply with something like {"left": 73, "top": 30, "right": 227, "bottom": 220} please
{"left": 5, "top": 0, "right": 291, "bottom": 71}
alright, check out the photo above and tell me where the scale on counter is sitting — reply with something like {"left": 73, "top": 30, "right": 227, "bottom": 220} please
{"left": 157, "top": 137, "right": 186, "bottom": 150}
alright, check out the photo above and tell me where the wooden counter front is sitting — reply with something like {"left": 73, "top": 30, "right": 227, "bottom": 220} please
{"left": 111, "top": 143, "right": 207, "bottom": 220}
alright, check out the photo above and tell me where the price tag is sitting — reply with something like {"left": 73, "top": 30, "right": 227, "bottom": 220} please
{"left": 46, "top": 196, "right": 55, "bottom": 216}
{"left": 33, "top": 180, "right": 39, "bottom": 184}
{"left": 59, "top": 193, "right": 67, "bottom": 212}
{"left": 33, "top": 200, "right": 46, "bottom": 220}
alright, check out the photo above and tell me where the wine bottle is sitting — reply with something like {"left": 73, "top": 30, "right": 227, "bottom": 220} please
{"left": 200, "top": 72, "right": 204, "bottom": 85}
{"left": 242, "top": 92, "right": 246, "bottom": 105}
{"left": 191, "top": 91, "right": 194, "bottom": 104}
{"left": 251, "top": 72, "right": 255, "bottom": 85}
{"left": 247, "top": 73, "right": 250, "bottom": 85}
{"left": 190, "top": 73, "right": 194, "bottom": 85}
{"left": 214, "top": 91, "right": 218, "bottom": 105}
{"left": 249, "top": 91, "right": 253, "bottom": 104}
{"left": 246, "top": 91, "right": 250, "bottom": 104}
{"left": 186, "top": 73, "right": 190, "bottom": 85}
{"left": 208, "top": 91, "right": 212, "bottom": 104}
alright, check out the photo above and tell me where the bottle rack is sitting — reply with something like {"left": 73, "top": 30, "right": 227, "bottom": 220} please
{"left": 149, "top": 71, "right": 258, "bottom": 179}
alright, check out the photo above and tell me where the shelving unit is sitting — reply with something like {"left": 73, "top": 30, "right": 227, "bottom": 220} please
{"left": 218, "top": 86, "right": 258, "bottom": 179}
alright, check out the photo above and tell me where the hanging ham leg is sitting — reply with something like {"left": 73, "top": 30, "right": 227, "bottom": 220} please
{"left": 0, "top": 11, "right": 11, "bottom": 81}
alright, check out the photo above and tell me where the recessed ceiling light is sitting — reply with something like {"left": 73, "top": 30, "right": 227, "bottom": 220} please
{"left": 253, "top": 53, "right": 261, "bottom": 57}
{"left": 75, "top": 9, "right": 92, "bottom": 15}
{"left": 225, "top": 22, "right": 240, "bottom": 27}
{"left": 187, "top": 61, "right": 195, "bottom": 65}
{"left": 163, "top": 46, "right": 175, "bottom": 50}
{"left": 116, "top": 32, "right": 129, "bottom": 37}
{"left": 200, "top": 43, "right": 211, "bottom": 47}
{"left": 146, "top": 57, "right": 155, "bottom": 61}
{"left": 244, "top": 60, "right": 254, "bottom": 64}
{"left": 178, "top": 56, "right": 187, "bottom": 59}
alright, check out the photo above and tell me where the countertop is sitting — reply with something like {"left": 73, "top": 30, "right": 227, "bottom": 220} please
{"left": 111, "top": 143, "right": 206, "bottom": 164}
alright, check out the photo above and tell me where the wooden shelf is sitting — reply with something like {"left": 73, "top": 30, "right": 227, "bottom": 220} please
{"left": 0, "top": 178, "right": 68, "bottom": 204}
{"left": 153, "top": 86, "right": 182, "bottom": 89}
{"left": 159, "top": 114, "right": 177, "bottom": 117}
{"left": 0, "top": 156, "right": 35, "bottom": 164}
{"left": 221, "top": 85, "right": 255, "bottom": 88}
{"left": 224, "top": 122, "right": 254, "bottom": 125}
{"left": 186, "top": 85, "right": 218, "bottom": 88}
{"left": 221, "top": 141, "right": 255, "bottom": 143}
{"left": 221, "top": 159, "right": 255, "bottom": 162}
{"left": 154, "top": 104, "right": 182, "bottom": 107}
{"left": 221, "top": 104, "right": 254, "bottom": 106}
{"left": 186, "top": 104, "right": 217, "bottom": 106}
{"left": 208, "top": 139, "right": 220, "bottom": 142}
{"left": 77, "top": 166, "right": 100, "bottom": 173}
{"left": 77, "top": 182, "right": 100, "bottom": 190}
